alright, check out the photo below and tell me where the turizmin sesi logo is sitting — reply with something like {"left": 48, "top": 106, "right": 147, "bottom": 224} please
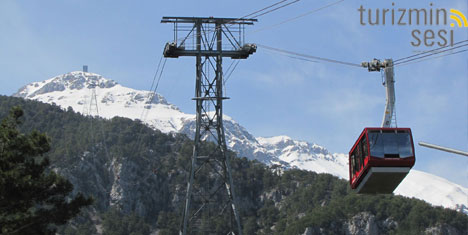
{"left": 358, "top": 2, "right": 467, "bottom": 47}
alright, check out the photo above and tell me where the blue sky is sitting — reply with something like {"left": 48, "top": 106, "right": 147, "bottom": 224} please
{"left": 1, "top": 0, "right": 467, "bottom": 187}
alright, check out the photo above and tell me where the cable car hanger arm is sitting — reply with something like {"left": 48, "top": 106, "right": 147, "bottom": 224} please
{"left": 361, "top": 59, "right": 395, "bottom": 128}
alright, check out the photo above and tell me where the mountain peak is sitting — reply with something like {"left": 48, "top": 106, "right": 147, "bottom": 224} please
{"left": 12, "top": 70, "right": 188, "bottom": 133}
{"left": 13, "top": 71, "right": 118, "bottom": 98}
{"left": 257, "top": 135, "right": 293, "bottom": 144}
{"left": 257, "top": 136, "right": 327, "bottom": 153}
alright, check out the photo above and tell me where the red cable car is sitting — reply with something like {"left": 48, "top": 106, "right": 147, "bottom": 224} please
{"left": 349, "top": 59, "right": 416, "bottom": 194}
{"left": 349, "top": 127, "right": 415, "bottom": 194}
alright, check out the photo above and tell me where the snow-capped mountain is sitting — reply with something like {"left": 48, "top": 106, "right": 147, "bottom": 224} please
{"left": 13, "top": 71, "right": 468, "bottom": 214}
{"left": 14, "top": 71, "right": 192, "bottom": 133}
{"left": 257, "top": 136, "right": 349, "bottom": 178}
{"left": 14, "top": 71, "right": 287, "bottom": 165}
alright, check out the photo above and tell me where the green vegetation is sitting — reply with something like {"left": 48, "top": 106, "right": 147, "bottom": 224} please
{"left": 0, "top": 95, "right": 467, "bottom": 234}
{"left": 0, "top": 106, "right": 92, "bottom": 234}
{"left": 101, "top": 207, "right": 151, "bottom": 235}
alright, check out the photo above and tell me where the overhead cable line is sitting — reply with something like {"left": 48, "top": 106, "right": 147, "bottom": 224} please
{"left": 259, "top": 41, "right": 467, "bottom": 70}
{"left": 130, "top": 55, "right": 169, "bottom": 180}
{"left": 395, "top": 42, "right": 468, "bottom": 66}
{"left": 396, "top": 48, "right": 468, "bottom": 67}
{"left": 285, "top": 55, "right": 319, "bottom": 63}
{"left": 249, "top": 0, "right": 302, "bottom": 19}
{"left": 258, "top": 44, "right": 362, "bottom": 67}
{"left": 236, "top": 0, "right": 290, "bottom": 20}
{"left": 142, "top": 58, "right": 168, "bottom": 122}
{"left": 224, "top": 60, "right": 241, "bottom": 84}
{"left": 394, "top": 39, "right": 468, "bottom": 63}
{"left": 253, "top": 0, "right": 344, "bottom": 33}
{"left": 135, "top": 55, "right": 168, "bottom": 162}
{"left": 224, "top": 60, "right": 236, "bottom": 80}
{"left": 263, "top": 48, "right": 318, "bottom": 63}
{"left": 139, "top": 56, "right": 164, "bottom": 121}
{"left": 175, "top": 0, "right": 302, "bottom": 42}
{"left": 222, "top": 60, "right": 240, "bottom": 96}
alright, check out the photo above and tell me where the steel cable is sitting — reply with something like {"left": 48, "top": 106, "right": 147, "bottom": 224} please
{"left": 394, "top": 39, "right": 468, "bottom": 63}
{"left": 258, "top": 43, "right": 362, "bottom": 67}
{"left": 395, "top": 43, "right": 468, "bottom": 66}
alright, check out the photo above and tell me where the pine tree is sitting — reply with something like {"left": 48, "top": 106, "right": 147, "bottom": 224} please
{"left": 0, "top": 107, "right": 93, "bottom": 234}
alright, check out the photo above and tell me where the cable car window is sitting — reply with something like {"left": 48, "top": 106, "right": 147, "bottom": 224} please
{"left": 397, "top": 132, "right": 413, "bottom": 158}
{"left": 351, "top": 153, "right": 357, "bottom": 176}
{"left": 382, "top": 131, "right": 399, "bottom": 157}
{"left": 361, "top": 136, "right": 368, "bottom": 159}
{"left": 354, "top": 154, "right": 359, "bottom": 174}
{"left": 368, "top": 131, "right": 384, "bottom": 158}
{"left": 351, "top": 140, "right": 362, "bottom": 176}
{"left": 356, "top": 141, "right": 362, "bottom": 161}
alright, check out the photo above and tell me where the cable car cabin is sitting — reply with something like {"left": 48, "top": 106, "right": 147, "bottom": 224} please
{"left": 349, "top": 128, "right": 415, "bottom": 194}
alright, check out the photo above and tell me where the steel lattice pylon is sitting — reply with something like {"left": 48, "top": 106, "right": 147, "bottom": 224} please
{"left": 161, "top": 17, "right": 257, "bottom": 235}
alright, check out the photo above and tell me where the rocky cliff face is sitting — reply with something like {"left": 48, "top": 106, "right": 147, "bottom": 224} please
{"left": 343, "top": 212, "right": 394, "bottom": 235}
{"left": 302, "top": 211, "right": 465, "bottom": 235}
{"left": 51, "top": 134, "right": 183, "bottom": 220}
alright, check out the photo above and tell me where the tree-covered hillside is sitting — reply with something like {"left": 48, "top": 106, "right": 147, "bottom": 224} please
{"left": 0, "top": 96, "right": 466, "bottom": 235}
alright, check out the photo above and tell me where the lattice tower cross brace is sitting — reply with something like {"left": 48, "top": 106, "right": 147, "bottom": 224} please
{"left": 161, "top": 17, "right": 257, "bottom": 235}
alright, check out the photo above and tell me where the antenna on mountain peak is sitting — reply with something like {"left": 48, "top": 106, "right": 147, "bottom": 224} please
{"left": 83, "top": 65, "right": 88, "bottom": 73}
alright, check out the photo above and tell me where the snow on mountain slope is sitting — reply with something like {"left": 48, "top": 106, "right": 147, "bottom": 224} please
{"left": 14, "top": 71, "right": 193, "bottom": 133}
{"left": 178, "top": 115, "right": 288, "bottom": 165}
{"left": 395, "top": 170, "right": 468, "bottom": 215}
{"left": 257, "top": 136, "right": 349, "bottom": 179}
{"left": 13, "top": 71, "right": 468, "bottom": 214}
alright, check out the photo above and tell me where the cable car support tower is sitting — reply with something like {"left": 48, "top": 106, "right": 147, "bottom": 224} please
{"left": 161, "top": 16, "right": 257, "bottom": 235}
